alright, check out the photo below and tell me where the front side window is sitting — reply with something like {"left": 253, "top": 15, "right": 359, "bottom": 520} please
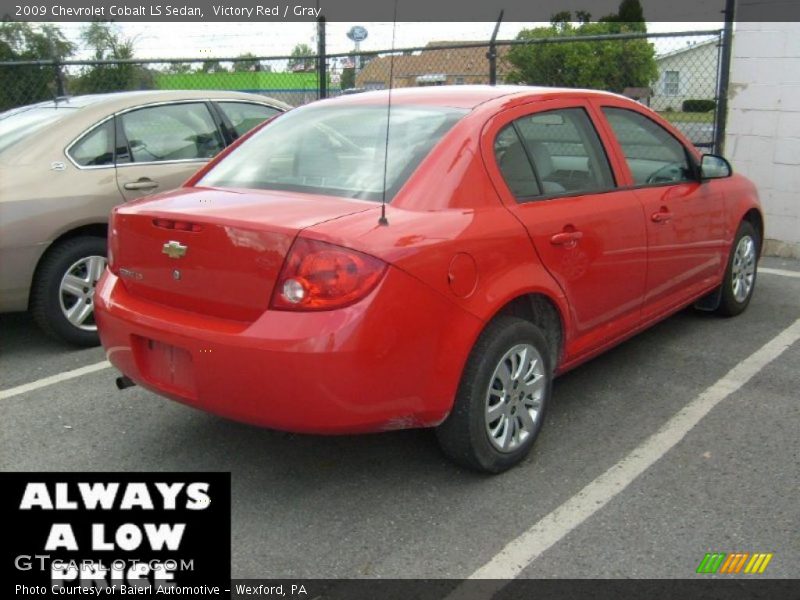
{"left": 602, "top": 107, "right": 693, "bottom": 186}
{"left": 216, "top": 102, "right": 281, "bottom": 138}
{"left": 199, "top": 104, "right": 467, "bottom": 202}
{"left": 494, "top": 108, "right": 615, "bottom": 200}
{"left": 120, "top": 103, "right": 224, "bottom": 163}
{"left": 69, "top": 119, "right": 114, "bottom": 167}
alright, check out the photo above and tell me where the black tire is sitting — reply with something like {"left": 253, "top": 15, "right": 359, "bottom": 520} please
{"left": 716, "top": 221, "right": 759, "bottom": 317}
{"left": 30, "top": 236, "right": 107, "bottom": 346}
{"left": 436, "top": 316, "right": 553, "bottom": 473}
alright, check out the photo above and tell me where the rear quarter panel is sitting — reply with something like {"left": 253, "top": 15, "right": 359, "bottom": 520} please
{"left": 0, "top": 163, "right": 121, "bottom": 310}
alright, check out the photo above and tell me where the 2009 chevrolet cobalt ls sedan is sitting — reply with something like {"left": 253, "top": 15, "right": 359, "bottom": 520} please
{"left": 96, "top": 86, "right": 762, "bottom": 473}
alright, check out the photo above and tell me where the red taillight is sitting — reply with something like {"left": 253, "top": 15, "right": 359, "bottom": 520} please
{"left": 270, "top": 238, "right": 388, "bottom": 311}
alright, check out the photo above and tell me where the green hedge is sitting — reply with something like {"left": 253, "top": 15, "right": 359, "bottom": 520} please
{"left": 155, "top": 71, "right": 322, "bottom": 91}
{"left": 682, "top": 99, "right": 716, "bottom": 113}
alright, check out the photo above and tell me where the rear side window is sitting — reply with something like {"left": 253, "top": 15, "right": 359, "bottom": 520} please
{"left": 494, "top": 108, "right": 615, "bottom": 200}
{"left": 120, "top": 103, "right": 224, "bottom": 163}
{"left": 602, "top": 107, "right": 693, "bottom": 185}
{"left": 216, "top": 102, "right": 281, "bottom": 138}
{"left": 494, "top": 125, "right": 540, "bottom": 197}
{"left": 69, "top": 119, "right": 114, "bottom": 167}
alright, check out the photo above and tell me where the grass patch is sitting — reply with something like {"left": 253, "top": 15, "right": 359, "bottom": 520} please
{"left": 658, "top": 111, "right": 714, "bottom": 124}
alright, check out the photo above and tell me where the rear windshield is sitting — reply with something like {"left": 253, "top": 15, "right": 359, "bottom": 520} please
{"left": 0, "top": 106, "right": 79, "bottom": 155}
{"left": 198, "top": 104, "right": 467, "bottom": 201}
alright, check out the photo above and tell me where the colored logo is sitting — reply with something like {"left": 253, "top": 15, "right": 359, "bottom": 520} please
{"left": 696, "top": 552, "right": 773, "bottom": 574}
{"left": 162, "top": 240, "right": 188, "bottom": 259}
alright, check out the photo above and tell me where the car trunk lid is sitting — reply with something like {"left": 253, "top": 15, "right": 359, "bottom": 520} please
{"left": 111, "top": 186, "right": 374, "bottom": 321}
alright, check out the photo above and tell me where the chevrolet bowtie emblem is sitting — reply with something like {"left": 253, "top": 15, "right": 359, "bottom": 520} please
{"left": 162, "top": 240, "right": 187, "bottom": 259}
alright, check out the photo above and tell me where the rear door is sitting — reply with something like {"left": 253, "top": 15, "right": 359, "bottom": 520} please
{"left": 65, "top": 116, "right": 125, "bottom": 203}
{"left": 115, "top": 101, "right": 225, "bottom": 201}
{"left": 483, "top": 98, "right": 648, "bottom": 360}
{"left": 595, "top": 103, "right": 726, "bottom": 319}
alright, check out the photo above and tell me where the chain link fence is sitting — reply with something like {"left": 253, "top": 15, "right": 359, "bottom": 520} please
{"left": 0, "top": 55, "right": 323, "bottom": 110}
{"left": 0, "top": 29, "right": 725, "bottom": 151}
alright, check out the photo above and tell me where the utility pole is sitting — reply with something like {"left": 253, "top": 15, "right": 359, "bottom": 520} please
{"left": 714, "top": 0, "right": 735, "bottom": 155}
{"left": 487, "top": 10, "right": 504, "bottom": 85}
{"left": 317, "top": 15, "right": 327, "bottom": 99}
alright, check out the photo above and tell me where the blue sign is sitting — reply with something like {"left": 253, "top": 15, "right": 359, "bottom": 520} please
{"left": 347, "top": 26, "right": 368, "bottom": 43}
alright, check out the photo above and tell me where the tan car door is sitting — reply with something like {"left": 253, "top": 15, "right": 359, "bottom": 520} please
{"left": 115, "top": 101, "right": 225, "bottom": 202}
{"left": 64, "top": 117, "right": 127, "bottom": 212}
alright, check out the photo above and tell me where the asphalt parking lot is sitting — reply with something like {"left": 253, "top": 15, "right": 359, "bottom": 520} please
{"left": 1, "top": 256, "right": 798, "bottom": 580}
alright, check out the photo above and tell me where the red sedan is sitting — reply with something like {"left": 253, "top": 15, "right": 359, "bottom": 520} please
{"left": 96, "top": 86, "right": 762, "bottom": 473}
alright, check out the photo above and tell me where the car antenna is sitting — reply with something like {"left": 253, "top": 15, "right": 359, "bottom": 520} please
{"left": 379, "top": 0, "right": 399, "bottom": 226}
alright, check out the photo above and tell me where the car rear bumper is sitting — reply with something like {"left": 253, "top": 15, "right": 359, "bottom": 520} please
{"left": 95, "top": 267, "right": 483, "bottom": 434}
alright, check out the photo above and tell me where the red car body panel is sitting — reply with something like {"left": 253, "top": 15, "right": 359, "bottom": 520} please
{"left": 96, "top": 86, "right": 762, "bottom": 433}
{"left": 96, "top": 264, "right": 483, "bottom": 432}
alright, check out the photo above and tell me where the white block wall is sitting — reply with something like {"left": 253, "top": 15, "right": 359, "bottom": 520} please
{"left": 725, "top": 22, "right": 800, "bottom": 257}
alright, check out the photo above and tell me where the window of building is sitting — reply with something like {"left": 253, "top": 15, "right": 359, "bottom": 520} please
{"left": 664, "top": 70, "right": 680, "bottom": 96}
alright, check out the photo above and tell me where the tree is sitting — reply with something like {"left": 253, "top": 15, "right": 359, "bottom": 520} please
{"left": 0, "top": 22, "right": 74, "bottom": 109}
{"left": 504, "top": 0, "right": 657, "bottom": 93}
{"left": 165, "top": 62, "right": 194, "bottom": 74}
{"left": 200, "top": 59, "right": 227, "bottom": 73}
{"left": 340, "top": 67, "right": 356, "bottom": 90}
{"left": 0, "top": 22, "right": 73, "bottom": 61}
{"left": 82, "top": 21, "right": 135, "bottom": 60}
{"left": 608, "top": 0, "right": 646, "bottom": 27}
{"left": 73, "top": 23, "right": 153, "bottom": 94}
{"left": 232, "top": 52, "right": 271, "bottom": 72}
{"left": 287, "top": 43, "right": 315, "bottom": 72}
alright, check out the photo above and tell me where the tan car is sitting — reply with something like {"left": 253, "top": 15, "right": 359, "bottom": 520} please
{"left": 0, "top": 90, "right": 289, "bottom": 345}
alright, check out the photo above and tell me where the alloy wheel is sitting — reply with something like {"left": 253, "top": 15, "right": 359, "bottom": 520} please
{"left": 731, "top": 235, "right": 756, "bottom": 303}
{"left": 485, "top": 343, "right": 546, "bottom": 453}
{"left": 58, "top": 255, "right": 106, "bottom": 331}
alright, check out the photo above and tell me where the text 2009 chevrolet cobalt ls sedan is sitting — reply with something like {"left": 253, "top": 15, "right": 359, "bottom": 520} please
{"left": 96, "top": 86, "right": 762, "bottom": 472}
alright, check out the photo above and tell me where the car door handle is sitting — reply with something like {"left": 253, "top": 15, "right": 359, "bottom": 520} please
{"left": 651, "top": 210, "right": 674, "bottom": 223}
{"left": 124, "top": 178, "right": 159, "bottom": 191}
{"left": 550, "top": 231, "right": 583, "bottom": 246}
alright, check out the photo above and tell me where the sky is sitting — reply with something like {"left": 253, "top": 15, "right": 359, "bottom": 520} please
{"left": 49, "top": 21, "right": 723, "bottom": 61}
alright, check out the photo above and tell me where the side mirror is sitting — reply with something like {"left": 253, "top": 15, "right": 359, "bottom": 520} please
{"left": 700, "top": 154, "right": 732, "bottom": 180}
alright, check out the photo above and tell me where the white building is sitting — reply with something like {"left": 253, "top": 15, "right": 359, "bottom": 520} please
{"left": 725, "top": 22, "right": 800, "bottom": 258}
{"left": 651, "top": 39, "right": 720, "bottom": 113}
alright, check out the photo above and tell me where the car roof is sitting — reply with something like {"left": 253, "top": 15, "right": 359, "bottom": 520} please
{"left": 12, "top": 89, "right": 291, "bottom": 114}
{"left": 319, "top": 85, "right": 628, "bottom": 110}
{"left": 0, "top": 90, "right": 292, "bottom": 165}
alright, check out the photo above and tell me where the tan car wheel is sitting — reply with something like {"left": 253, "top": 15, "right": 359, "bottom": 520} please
{"left": 30, "top": 236, "right": 107, "bottom": 346}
